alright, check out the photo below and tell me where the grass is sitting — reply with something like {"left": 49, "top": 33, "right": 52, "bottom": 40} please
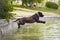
{"left": 13, "top": 4, "right": 60, "bottom": 14}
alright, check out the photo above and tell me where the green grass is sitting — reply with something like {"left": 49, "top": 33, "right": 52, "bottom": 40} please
{"left": 59, "top": 5, "right": 60, "bottom": 8}
{"left": 13, "top": 5, "right": 60, "bottom": 14}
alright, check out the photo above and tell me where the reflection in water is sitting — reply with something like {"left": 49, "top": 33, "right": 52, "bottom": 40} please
{"left": 7, "top": 20, "right": 60, "bottom": 40}
{"left": 44, "top": 20, "right": 60, "bottom": 40}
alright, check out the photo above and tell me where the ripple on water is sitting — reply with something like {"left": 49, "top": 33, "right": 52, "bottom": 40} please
{"left": 7, "top": 20, "right": 60, "bottom": 40}
{"left": 44, "top": 20, "right": 60, "bottom": 40}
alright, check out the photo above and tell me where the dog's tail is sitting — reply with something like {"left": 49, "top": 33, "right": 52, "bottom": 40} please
{"left": 13, "top": 18, "right": 20, "bottom": 22}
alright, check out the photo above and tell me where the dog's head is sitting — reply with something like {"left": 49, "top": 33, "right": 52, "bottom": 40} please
{"left": 37, "top": 12, "right": 44, "bottom": 17}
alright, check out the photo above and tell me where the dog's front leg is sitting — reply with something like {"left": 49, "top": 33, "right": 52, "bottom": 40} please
{"left": 36, "top": 20, "right": 46, "bottom": 24}
{"left": 18, "top": 23, "right": 21, "bottom": 29}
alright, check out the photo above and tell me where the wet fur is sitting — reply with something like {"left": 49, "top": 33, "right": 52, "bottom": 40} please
{"left": 15, "top": 12, "right": 46, "bottom": 28}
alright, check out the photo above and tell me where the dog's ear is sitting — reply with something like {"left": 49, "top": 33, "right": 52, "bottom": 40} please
{"left": 38, "top": 12, "right": 44, "bottom": 17}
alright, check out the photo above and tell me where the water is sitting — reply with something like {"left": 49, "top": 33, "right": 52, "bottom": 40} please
{"left": 7, "top": 20, "right": 60, "bottom": 40}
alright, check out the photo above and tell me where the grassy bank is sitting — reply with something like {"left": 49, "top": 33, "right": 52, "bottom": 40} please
{"left": 13, "top": 5, "right": 60, "bottom": 15}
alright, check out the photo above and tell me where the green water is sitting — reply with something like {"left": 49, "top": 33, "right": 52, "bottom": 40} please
{"left": 8, "top": 20, "right": 60, "bottom": 40}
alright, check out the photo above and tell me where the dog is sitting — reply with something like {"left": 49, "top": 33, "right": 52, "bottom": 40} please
{"left": 15, "top": 12, "right": 46, "bottom": 28}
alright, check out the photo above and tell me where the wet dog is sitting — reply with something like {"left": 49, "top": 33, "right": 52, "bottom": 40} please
{"left": 15, "top": 12, "right": 46, "bottom": 28}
